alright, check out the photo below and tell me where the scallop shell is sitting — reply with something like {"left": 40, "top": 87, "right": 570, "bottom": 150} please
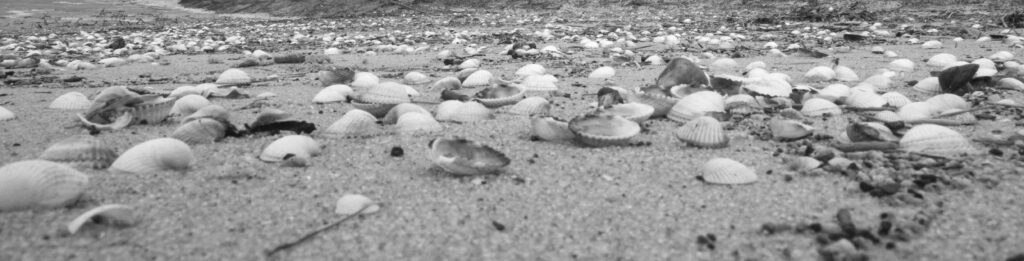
{"left": 924, "top": 94, "right": 969, "bottom": 112}
{"left": 360, "top": 82, "right": 412, "bottom": 105}
{"left": 130, "top": 97, "right": 175, "bottom": 125}
{"left": 881, "top": 92, "right": 912, "bottom": 108}
{"left": 515, "top": 64, "right": 546, "bottom": 77}
{"left": 800, "top": 98, "right": 842, "bottom": 116}
{"left": 520, "top": 74, "right": 558, "bottom": 92}
{"left": 49, "top": 92, "right": 91, "bottom": 110}
{"left": 844, "top": 89, "right": 886, "bottom": 108}
{"left": 900, "top": 124, "right": 976, "bottom": 155}
{"left": 0, "top": 106, "right": 15, "bottom": 121}
{"left": 888, "top": 59, "right": 915, "bottom": 72}
{"left": 109, "top": 138, "right": 194, "bottom": 174}
{"left": 600, "top": 102, "right": 655, "bottom": 123}
{"left": 459, "top": 58, "right": 481, "bottom": 69}
{"left": 508, "top": 97, "right": 551, "bottom": 116}
{"left": 429, "top": 76, "right": 462, "bottom": 90}
{"left": 817, "top": 84, "right": 851, "bottom": 102}
{"left": 170, "top": 94, "right": 210, "bottom": 117}
{"left": 588, "top": 66, "right": 616, "bottom": 79}
{"left": 312, "top": 84, "right": 354, "bottom": 104}
{"left": 350, "top": 72, "right": 379, "bottom": 90}
{"left": 461, "top": 70, "right": 493, "bottom": 87}
{"left": 38, "top": 135, "right": 118, "bottom": 169}
{"left": 912, "top": 77, "right": 942, "bottom": 95}
{"left": 183, "top": 105, "right": 230, "bottom": 123}
{"left": 427, "top": 137, "right": 511, "bottom": 175}
{"left": 335, "top": 194, "right": 380, "bottom": 215}
{"left": 325, "top": 109, "right": 383, "bottom": 138}
{"left": 171, "top": 118, "right": 228, "bottom": 144}
{"left": 667, "top": 91, "right": 725, "bottom": 122}
{"left": 449, "top": 101, "right": 492, "bottom": 122}
{"left": 568, "top": 114, "right": 641, "bottom": 147}
{"left": 383, "top": 103, "right": 431, "bottom": 125}
{"left": 259, "top": 135, "right": 322, "bottom": 162}
{"left": 770, "top": 119, "right": 814, "bottom": 141}
{"left": 674, "top": 116, "right": 729, "bottom": 148}
{"left": 927, "top": 53, "right": 958, "bottom": 68}
{"left": 65, "top": 204, "right": 137, "bottom": 234}
{"left": 0, "top": 160, "right": 89, "bottom": 212}
{"left": 169, "top": 85, "right": 201, "bottom": 98}
{"left": 395, "top": 112, "right": 442, "bottom": 135}
{"left": 215, "top": 68, "right": 251, "bottom": 85}
{"left": 403, "top": 71, "right": 431, "bottom": 85}
{"left": 701, "top": 158, "right": 757, "bottom": 185}
{"left": 531, "top": 116, "right": 576, "bottom": 141}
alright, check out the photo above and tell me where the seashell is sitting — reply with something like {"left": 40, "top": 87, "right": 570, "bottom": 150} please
{"left": 860, "top": 73, "right": 894, "bottom": 91}
{"left": 429, "top": 76, "right": 462, "bottom": 90}
{"left": 921, "top": 40, "right": 942, "bottom": 49}
{"left": 927, "top": 53, "right": 958, "bottom": 68}
{"left": 256, "top": 92, "right": 277, "bottom": 99}
{"left": 215, "top": 68, "right": 251, "bottom": 85}
{"left": 427, "top": 137, "right": 511, "bottom": 175}
{"left": 881, "top": 92, "right": 912, "bottom": 108}
{"left": 98, "top": 57, "right": 127, "bottom": 67}
{"left": 531, "top": 116, "right": 575, "bottom": 141}
{"left": 312, "top": 84, "right": 354, "bottom": 104}
{"left": 403, "top": 71, "right": 431, "bottom": 85}
{"left": 833, "top": 65, "right": 859, "bottom": 82}
{"left": 989, "top": 51, "right": 1014, "bottom": 62}
{"left": 800, "top": 98, "right": 842, "bottom": 116}
{"left": 77, "top": 111, "right": 132, "bottom": 130}
{"left": 674, "top": 116, "right": 729, "bottom": 148}
{"left": 65, "top": 204, "right": 137, "bottom": 234}
{"left": 515, "top": 64, "right": 546, "bottom": 77}
{"left": 49, "top": 92, "right": 92, "bottom": 110}
{"left": 335, "top": 194, "right": 380, "bottom": 215}
{"left": 804, "top": 66, "right": 836, "bottom": 82}
{"left": 361, "top": 82, "right": 412, "bottom": 104}
{"left": 701, "top": 158, "right": 757, "bottom": 185}
{"left": 455, "top": 68, "right": 478, "bottom": 82}
{"left": 38, "top": 135, "right": 118, "bottom": 169}
{"left": 350, "top": 72, "right": 380, "bottom": 90}
{"left": 627, "top": 89, "right": 678, "bottom": 118}
{"left": 900, "top": 124, "right": 976, "bottom": 155}
{"left": 600, "top": 102, "right": 655, "bottom": 123}
{"left": 997, "top": 78, "right": 1024, "bottom": 91}
{"left": 817, "top": 84, "right": 851, "bottom": 102}
{"left": 383, "top": 103, "right": 431, "bottom": 125}
{"left": 169, "top": 85, "right": 201, "bottom": 98}
{"left": 170, "top": 94, "right": 210, "bottom": 117}
{"left": 461, "top": 70, "right": 493, "bottom": 87}
{"left": 769, "top": 119, "right": 814, "bottom": 141}
{"left": 318, "top": 68, "right": 355, "bottom": 87}
{"left": 449, "top": 101, "right": 492, "bottom": 122}
{"left": 846, "top": 122, "right": 899, "bottom": 142}
{"left": 0, "top": 106, "right": 14, "bottom": 121}
{"left": 924, "top": 94, "right": 969, "bottom": 112}
{"left": 171, "top": 118, "right": 228, "bottom": 144}
{"left": 667, "top": 91, "right": 725, "bottom": 122}
{"left": 786, "top": 156, "right": 822, "bottom": 171}
{"left": 325, "top": 109, "right": 382, "bottom": 138}
{"left": 395, "top": 112, "right": 442, "bottom": 135}
{"left": 183, "top": 105, "right": 229, "bottom": 123}
{"left": 888, "top": 59, "right": 915, "bottom": 73}
{"left": 568, "top": 114, "right": 641, "bottom": 147}
{"left": 109, "top": 138, "right": 194, "bottom": 174}
{"left": 259, "top": 135, "right": 322, "bottom": 162}
{"left": 869, "top": 111, "right": 900, "bottom": 123}
{"left": 912, "top": 77, "right": 942, "bottom": 95}
{"left": 434, "top": 100, "right": 463, "bottom": 121}
{"left": 708, "top": 58, "right": 738, "bottom": 75}
{"left": 251, "top": 108, "right": 291, "bottom": 129}
{"left": 657, "top": 58, "right": 708, "bottom": 87}
{"left": 0, "top": 160, "right": 89, "bottom": 212}
{"left": 971, "top": 59, "right": 998, "bottom": 78}
{"left": 935, "top": 108, "right": 977, "bottom": 124}
{"left": 508, "top": 97, "right": 551, "bottom": 116}
{"left": 66, "top": 60, "right": 97, "bottom": 70}
{"left": 645, "top": 55, "right": 665, "bottom": 65}
{"left": 844, "top": 89, "right": 886, "bottom": 108}
{"left": 520, "top": 74, "right": 559, "bottom": 92}
{"left": 897, "top": 102, "right": 934, "bottom": 122}
{"left": 474, "top": 84, "right": 526, "bottom": 108}
{"left": 588, "top": 66, "right": 616, "bottom": 79}
{"left": 459, "top": 58, "right": 481, "bottom": 69}
{"left": 743, "top": 73, "right": 792, "bottom": 97}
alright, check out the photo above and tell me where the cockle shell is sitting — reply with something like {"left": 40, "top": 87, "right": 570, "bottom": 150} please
{"left": 709, "top": 58, "right": 739, "bottom": 75}
{"left": 361, "top": 82, "right": 412, "bottom": 104}
{"left": 997, "top": 78, "right": 1024, "bottom": 91}
{"left": 520, "top": 74, "right": 558, "bottom": 92}
{"left": 912, "top": 77, "right": 942, "bottom": 95}
{"left": 459, "top": 58, "right": 481, "bottom": 69}
{"left": 834, "top": 66, "right": 859, "bottom": 82}
{"left": 900, "top": 124, "right": 977, "bottom": 155}
{"left": 395, "top": 112, "right": 442, "bottom": 135}
{"left": 800, "top": 98, "right": 842, "bottom": 116}
{"left": 335, "top": 194, "right": 380, "bottom": 215}
{"left": 312, "top": 84, "right": 354, "bottom": 104}
{"left": 531, "top": 116, "right": 576, "bottom": 141}
{"left": 65, "top": 204, "right": 137, "bottom": 234}
{"left": 462, "top": 70, "right": 493, "bottom": 87}
{"left": 924, "top": 94, "right": 969, "bottom": 112}
{"left": 382, "top": 103, "right": 431, "bottom": 125}
{"left": 701, "top": 158, "right": 757, "bottom": 185}
{"left": 350, "top": 72, "right": 380, "bottom": 90}
{"left": 317, "top": 69, "right": 355, "bottom": 87}
{"left": 449, "top": 101, "right": 492, "bottom": 122}
{"left": 770, "top": 119, "right": 814, "bottom": 141}
{"left": 568, "top": 114, "right": 641, "bottom": 147}
{"left": 0, "top": 160, "right": 89, "bottom": 212}
{"left": 325, "top": 109, "right": 382, "bottom": 138}
{"left": 515, "top": 64, "right": 546, "bottom": 77}
{"left": 429, "top": 76, "right": 462, "bottom": 90}
{"left": 935, "top": 108, "right": 977, "bottom": 125}
{"left": 427, "top": 137, "right": 511, "bottom": 175}
{"left": 38, "top": 135, "right": 118, "bottom": 169}
{"left": 657, "top": 57, "right": 707, "bottom": 87}
{"left": 668, "top": 91, "right": 725, "bottom": 122}
{"left": 675, "top": 116, "right": 729, "bottom": 148}
{"left": 109, "top": 138, "right": 194, "bottom": 174}
{"left": 927, "top": 53, "right": 957, "bottom": 68}
{"left": 989, "top": 51, "right": 1014, "bottom": 62}
{"left": 845, "top": 89, "right": 886, "bottom": 108}
{"left": 403, "top": 71, "right": 431, "bottom": 85}
{"left": 600, "top": 102, "right": 655, "bottom": 123}
{"left": 184, "top": 105, "right": 229, "bottom": 123}
{"left": 259, "top": 135, "right": 322, "bottom": 162}
{"left": 786, "top": 156, "right": 822, "bottom": 171}
{"left": 627, "top": 89, "right": 679, "bottom": 118}
{"left": 881, "top": 92, "right": 912, "bottom": 108}
{"left": 846, "top": 122, "right": 899, "bottom": 142}
{"left": 508, "top": 97, "right": 551, "bottom": 116}
{"left": 49, "top": 92, "right": 91, "bottom": 110}
{"left": 455, "top": 68, "right": 478, "bottom": 82}
{"left": 474, "top": 84, "right": 526, "bottom": 108}
{"left": 804, "top": 66, "right": 836, "bottom": 82}
{"left": 817, "top": 84, "right": 851, "bottom": 102}
{"left": 743, "top": 73, "right": 793, "bottom": 97}
{"left": 897, "top": 102, "right": 934, "bottom": 122}
{"left": 888, "top": 59, "right": 915, "bottom": 73}
{"left": 588, "top": 66, "right": 616, "bottom": 79}
{"left": 170, "top": 94, "right": 210, "bottom": 117}
{"left": 434, "top": 100, "right": 463, "bottom": 121}
{"left": 860, "top": 73, "right": 894, "bottom": 91}
{"left": 130, "top": 97, "right": 175, "bottom": 125}
{"left": 171, "top": 118, "right": 228, "bottom": 144}
{"left": 215, "top": 68, "right": 250, "bottom": 85}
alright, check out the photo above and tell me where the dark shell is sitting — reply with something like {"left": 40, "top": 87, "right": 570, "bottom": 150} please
{"left": 938, "top": 63, "right": 979, "bottom": 95}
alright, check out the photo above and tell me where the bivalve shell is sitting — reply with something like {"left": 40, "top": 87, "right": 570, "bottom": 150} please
{"left": 701, "top": 158, "right": 757, "bottom": 185}
{"left": 925, "top": 94, "right": 969, "bottom": 112}
{"left": 897, "top": 102, "right": 935, "bottom": 122}
{"left": 109, "top": 138, "right": 193, "bottom": 174}
{"left": 325, "top": 109, "right": 383, "bottom": 138}
{"left": 899, "top": 124, "right": 977, "bottom": 155}
{"left": 312, "top": 84, "right": 354, "bottom": 104}
{"left": 770, "top": 119, "right": 814, "bottom": 141}
{"left": 38, "top": 135, "right": 118, "bottom": 169}
{"left": 461, "top": 70, "right": 493, "bottom": 87}
{"left": 65, "top": 204, "right": 137, "bottom": 234}
{"left": 215, "top": 68, "right": 250, "bottom": 85}
{"left": 881, "top": 92, "right": 912, "bottom": 108}
{"left": 627, "top": 90, "right": 678, "bottom": 118}
{"left": 844, "top": 89, "right": 886, "bottom": 108}
{"left": 395, "top": 112, "right": 442, "bottom": 135}
{"left": 130, "top": 97, "right": 175, "bottom": 125}
{"left": 515, "top": 64, "right": 546, "bottom": 77}
{"left": 800, "top": 98, "right": 842, "bottom": 116}
{"left": 335, "top": 194, "right": 380, "bottom": 215}
{"left": 531, "top": 116, "right": 575, "bottom": 141}
{"left": 170, "top": 94, "right": 210, "bottom": 117}
{"left": 674, "top": 116, "right": 729, "bottom": 148}
{"left": 171, "top": 118, "right": 228, "bottom": 144}
{"left": 361, "top": 82, "right": 412, "bottom": 104}
{"left": 429, "top": 76, "right": 462, "bottom": 90}
{"left": 588, "top": 66, "right": 616, "bottom": 79}
{"left": 350, "top": 72, "right": 380, "bottom": 90}
{"left": 183, "top": 105, "right": 230, "bottom": 123}
{"left": 600, "top": 102, "right": 655, "bottom": 123}
{"left": 520, "top": 74, "right": 559, "bottom": 92}
{"left": 403, "top": 71, "right": 431, "bottom": 85}
{"left": 427, "top": 137, "right": 511, "bottom": 175}
{"left": 568, "top": 114, "right": 641, "bottom": 147}
{"left": 667, "top": 91, "right": 725, "bottom": 122}
{"left": 912, "top": 77, "right": 942, "bottom": 95}
{"left": 382, "top": 103, "right": 431, "bottom": 125}
{"left": 0, "top": 160, "right": 89, "bottom": 212}
{"left": 873, "top": 111, "right": 902, "bottom": 122}
{"left": 449, "top": 101, "right": 492, "bottom": 122}
{"left": 259, "top": 135, "right": 322, "bottom": 162}
{"left": 508, "top": 97, "right": 551, "bottom": 116}
{"left": 49, "top": 92, "right": 91, "bottom": 110}
{"left": 474, "top": 85, "right": 526, "bottom": 108}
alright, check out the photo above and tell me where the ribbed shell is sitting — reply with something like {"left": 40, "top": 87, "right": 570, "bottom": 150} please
{"left": 888, "top": 59, "right": 915, "bottom": 72}
{"left": 49, "top": 92, "right": 91, "bottom": 110}
{"left": 897, "top": 102, "right": 935, "bottom": 122}
{"left": 360, "top": 82, "right": 411, "bottom": 105}
{"left": 215, "top": 68, "right": 250, "bottom": 85}
{"left": 0, "top": 160, "right": 89, "bottom": 212}
{"left": 668, "top": 91, "right": 725, "bottom": 122}
{"left": 912, "top": 77, "right": 942, "bottom": 95}
{"left": 317, "top": 69, "right": 354, "bottom": 87}
{"left": 462, "top": 70, "right": 492, "bottom": 87}
{"left": 817, "top": 84, "right": 851, "bottom": 101}
{"left": 434, "top": 100, "right": 463, "bottom": 122}
{"left": 804, "top": 66, "right": 836, "bottom": 82}
{"left": 170, "top": 94, "right": 210, "bottom": 117}
{"left": 403, "top": 71, "right": 431, "bottom": 85}
{"left": 861, "top": 74, "right": 894, "bottom": 92}
{"left": 531, "top": 116, "right": 576, "bottom": 141}
{"left": 395, "top": 112, "right": 442, "bottom": 135}
{"left": 834, "top": 66, "right": 859, "bottom": 82}
{"left": 520, "top": 74, "right": 559, "bottom": 92}
{"left": 66, "top": 204, "right": 135, "bottom": 234}
{"left": 588, "top": 66, "right": 616, "bottom": 79}
{"left": 325, "top": 109, "right": 382, "bottom": 138}
{"left": 925, "top": 94, "right": 969, "bottom": 112}
{"left": 568, "top": 114, "right": 641, "bottom": 147}
{"left": 998, "top": 78, "right": 1024, "bottom": 90}
{"left": 459, "top": 59, "right": 481, "bottom": 69}
{"left": 702, "top": 158, "right": 757, "bottom": 185}
{"left": 335, "top": 194, "right": 380, "bottom": 215}
{"left": 881, "top": 92, "right": 912, "bottom": 108}
{"left": 743, "top": 74, "right": 793, "bottom": 97}
{"left": 184, "top": 105, "right": 230, "bottom": 123}
{"left": 38, "top": 135, "right": 118, "bottom": 169}
{"left": 515, "top": 64, "right": 546, "bottom": 77}
{"left": 350, "top": 72, "right": 379, "bottom": 90}
{"left": 312, "top": 84, "right": 353, "bottom": 104}
{"left": 428, "top": 137, "right": 511, "bottom": 175}
{"left": 449, "top": 101, "right": 492, "bottom": 122}
{"left": 936, "top": 109, "right": 977, "bottom": 125}
{"left": 845, "top": 89, "right": 886, "bottom": 108}
{"left": 383, "top": 103, "right": 431, "bottom": 125}
{"left": 508, "top": 97, "right": 551, "bottom": 116}
{"left": 900, "top": 124, "right": 976, "bottom": 155}
{"left": 769, "top": 119, "right": 814, "bottom": 141}
{"left": 171, "top": 118, "right": 228, "bottom": 144}
{"left": 109, "top": 138, "right": 194, "bottom": 174}
{"left": 429, "top": 76, "right": 462, "bottom": 90}
{"left": 130, "top": 97, "right": 175, "bottom": 125}
{"left": 927, "top": 53, "right": 958, "bottom": 68}
{"left": 800, "top": 98, "right": 842, "bottom": 116}
{"left": 675, "top": 116, "right": 729, "bottom": 148}
{"left": 873, "top": 111, "right": 902, "bottom": 122}
{"left": 259, "top": 135, "right": 322, "bottom": 162}
{"left": 601, "top": 102, "right": 655, "bottom": 123}
{"left": 627, "top": 91, "right": 678, "bottom": 118}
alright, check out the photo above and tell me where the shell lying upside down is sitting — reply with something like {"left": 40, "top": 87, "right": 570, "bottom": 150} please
{"left": 568, "top": 114, "right": 641, "bottom": 147}
{"left": 0, "top": 160, "right": 89, "bottom": 212}
{"left": 428, "top": 137, "right": 511, "bottom": 175}
{"left": 473, "top": 83, "right": 525, "bottom": 108}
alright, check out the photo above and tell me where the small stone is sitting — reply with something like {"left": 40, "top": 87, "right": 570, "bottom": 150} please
{"left": 491, "top": 220, "right": 506, "bottom": 231}
{"left": 390, "top": 146, "right": 404, "bottom": 157}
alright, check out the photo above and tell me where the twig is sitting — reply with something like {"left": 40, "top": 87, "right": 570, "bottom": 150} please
{"left": 264, "top": 205, "right": 371, "bottom": 259}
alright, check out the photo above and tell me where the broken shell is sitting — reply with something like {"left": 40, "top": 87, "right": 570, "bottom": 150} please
{"left": 588, "top": 66, "right": 616, "bottom": 79}
{"left": 701, "top": 158, "right": 757, "bottom": 185}
{"left": 786, "top": 156, "right": 822, "bottom": 171}
{"left": 312, "top": 84, "right": 354, "bottom": 104}
{"left": 77, "top": 111, "right": 132, "bottom": 130}
{"left": 350, "top": 72, "right": 380, "bottom": 90}
{"left": 900, "top": 124, "right": 976, "bottom": 155}
{"left": 461, "top": 70, "right": 493, "bottom": 87}
{"left": 335, "top": 194, "right": 380, "bottom": 215}
{"left": 130, "top": 97, "right": 175, "bottom": 125}
{"left": 403, "top": 71, "right": 431, "bottom": 85}
{"left": 183, "top": 105, "right": 229, "bottom": 123}
{"left": 215, "top": 68, "right": 251, "bottom": 85}
{"left": 170, "top": 94, "right": 210, "bottom": 117}
{"left": 0, "top": 160, "right": 89, "bottom": 212}
{"left": 429, "top": 76, "right": 462, "bottom": 90}
{"left": 531, "top": 116, "right": 576, "bottom": 141}
{"left": 568, "top": 114, "right": 641, "bottom": 147}
{"left": 395, "top": 112, "right": 442, "bottom": 135}
{"left": 109, "top": 138, "right": 194, "bottom": 174}
{"left": 770, "top": 119, "right": 814, "bottom": 141}
{"left": 897, "top": 102, "right": 935, "bottom": 122}
{"left": 674, "top": 116, "right": 729, "bottom": 148}
{"left": 65, "top": 204, "right": 137, "bottom": 234}
{"left": 800, "top": 98, "right": 842, "bottom": 117}
{"left": 601, "top": 102, "right": 655, "bottom": 123}
{"left": 667, "top": 91, "right": 725, "bottom": 122}
{"left": 171, "top": 118, "right": 228, "bottom": 144}
{"left": 924, "top": 94, "right": 969, "bottom": 112}
{"left": 520, "top": 74, "right": 559, "bottom": 92}
{"left": 449, "top": 101, "right": 492, "bottom": 122}
{"left": 0, "top": 106, "right": 14, "bottom": 121}
{"left": 325, "top": 109, "right": 383, "bottom": 138}
{"left": 383, "top": 103, "right": 431, "bottom": 125}
{"left": 49, "top": 92, "right": 92, "bottom": 110}
{"left": 508, "top": 97, "right": 551, "bottom": 116}
{"left": 881, "top": 92, "right": 912, "bottom": 108}
{"left": 428, "top": 137, "right": 511, "bottom": 175}
{"left": 627, "top": 89, "right": 679, "bottom": 118}
{"left": 38, "top": 135, "right": 118, "bottom": 170}
{"left": 259, "top": 135, "right": 322, "bottom": 162}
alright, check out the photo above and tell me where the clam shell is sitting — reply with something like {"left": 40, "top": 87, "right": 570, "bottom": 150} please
{"left": 455, "top": 68, "right": 478, "bottom": 82}
{"left": 0, "top": 160, "right": 89, "bottom": 212}
{"left": 769, "top": 119, "right": 814, "bottom": 141}
{"left": 743, "top": 73, "right": 793, "bottom": 97}
{"left": 38, "top": 135, "right": 118, "bottom": 170}
{"left": 49, "top": 92, "right": 92, "bottom": 110}
{"left": 701, "top": 158, "right": 757, "bottom": 185}
{"left": 657, "top": 58, "right": 707, "bottom": 87}
{"left": 834, "top": 65, "right": 859, "bottom": 82}
{"left": 800, "top": 98, "right": 842, "bottom": 116}
{"left": 927, "top": 53, "right": 958, "bottom": 68}
{"left": 461, "top": 70, "right": 492, "bottom": 87}
{"left": 459, "top": 58, "right": 481, "bottom": 69}
{"left": 395, "top": 112, "right": 442, "bottom": 135}
{"left": 601, "top": 102, "right": 655, "bottom": 123}
{"left": 588, "top": 66, "right": 616, "bottom": 79}
{"left": 924, "top": 94, "right": 969, "bottom": 112}
{"left": 325, "top": 109, "right": 382, "bottom": 138}
{"left": 888, "top": 59, "right": 915, "bottom": 72}
{"left": 627, "top": 90, "right": 679, "bottom": 118}
{"left": 873, "top": 111, "right": 902, "bottom": 122}
{"left": 350, "top": 101, "right": 396, "bottom": 118}
{"left": 318, "top": 69, "right": 354, "bottom": 87}
{"left": 215, "top": 68, "right": 250, "bottom": 85}
{"left": 709, "top": 58, "right": 739, "bottom": 75}
{"left": 520, "top": 74, "right": 558, "bottom": 92}
{"left": 674, "top": 116, "right": 729, "bottom": 148}
{"left": 897, "top": 102, "right": 935, "bottom": 122}
{"left": 77, "top": 111, "right": 132, "bottom": 130}
{"left": 531, "top": 116, "right": 576, "bottom": 141}
{"left": 312, "top": 84, "right": 353, "bottom": 104}
{"left": 881, "top": 92, "right": 912, "bottom": 108}
{"left": 130, "top": 97, "right": 175, "bottom": 125}
{"left": 383, "top": 103, "right": 431, "bottom": 125}
{"left": 899, "top": 124, "right": 977, "bottom": 155}
{"left": 435, "top": 100, "right": 464, "bottom": 122}
{"left": 184, "top": 105, "right": 230, "bottom": 123}
{"left": 171, "top": 118, "right": 228, "bottom": 144}
{"left": 0, "top": 106, "right": 14, "bottom": 121}
{"left": 428, "top": 137, "right": 511, "bottom": 175}
{"left": 109, "top": 138, "right": 194, "bottom": 174}
{"left": 429, "top": 76, "right": 462, "bottom": 90}
{"left": 449, "top": 101, "right": 492, "bottom": 122}
{"left": 844, "top": 89, "right": 886, "bottom": 108}
{"left": 169, "top": 85, "right": 201, "bottom": 98}
{"left": 335, "top": 194, "right": 380, "bottom": 215}
{"left": 568, "top": 114, "right": 641, "bottom": 147}
{"left": 786, "top": 156, "right": 822, "bottom": 171}
{"left": 804, "top": 66, "right": 836, "bottom": 82}
{"left": 350, "top": 72, "right": 379, "bottom": 90}
{"left": 817, "top": 84, "right": 851, "bottom": 101}
{"left": 508, "top": 97, "right": 551, "bottom": 116}
{"left": 725, "top": 94, "right": 758, "bottom": 110}
{"left": 403, "top": 71, "right": 431, "bottom": 85}
{"left": 997, "top": 78, "right": 1024, "bottom": 91}
{"left": 170, "top": 94, "right": 210, "bottom": 117}
{"left": 259, "top": 135, "right": 322, "bottom": 162}
{"left": 846, "top": 122, "right": 899, "bottom": 142}
{"left": 65, "top": 204, "right": 137, "bottom": 234}
{"left": 360, "top": 82, "right": 412, "bottom": 105}
{"left": 475, "top": 86, "right": 526, "bottom": 108}
{"left": 515, "top": 64, "right": 546, "bottom": 77}
{"left": 667, "top": 91, "right": 725, "bottom": 122}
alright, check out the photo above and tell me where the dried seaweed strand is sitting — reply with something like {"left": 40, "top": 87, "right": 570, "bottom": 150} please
{"left": 264, "top": 205, "right": 371, "bottom": 258}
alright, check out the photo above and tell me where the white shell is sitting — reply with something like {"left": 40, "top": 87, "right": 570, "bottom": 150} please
{"left": 925, "top": 94, "right": 969, "bottom": 112}
{"left": 49, "top": 92, "right": 92, "bottom": 110}
{"left": 881, "top": 92, "right": 912, "bottom": 108}
{"left": 927, "top": 53, "right": 957, "bottom": 68}
{"left": 403, "top": 71, "right": 431, "bottom": 85}
{"left": 888, "top": 59, "right": 915, "bottom": 72}
{"left": 921, "top": 40, "right": 942, "bottom": 49}
{"left": 508, "top": 97, "right": 551, "bottom": 116}
{"left": 461, "top": 70, "right": 493, "bottom": 87}
{"left": 183, "top": 105, "right": 230, "bottom": 123}
{"left": 170, "top": 94, "right": 210, "bottom": 117}
{"left": 325, "top": 109, "right": 382, "bottom": 138}
{"left": 429, "top": 76, "right": 462, "bottom": 90}
{"left": 601, "top": 102, "right": 655, "bottom": 123}
{"left": 531, "top": 116, "right": 576, "bottom": 141}
{"left": 667, "top": 91, "right": 725, "bottom": 122}
{"left": 312, "top": 84, "right": 354, "bottom": 104}
{"left": 259, "top": 135, "right": 321, "bottom": 162}
{"left": 0, "top": 160, "right": 89, "bottom": 212}
{"left": 860, "top": 73, "right": 894, "bottom": 91}
{"left": 350, "top": 72, "right": 380, "bottom": 90}
{"left": 804, "top": 66, "right": 836, "bottom": 82}
{"left": 0, "top": 106, "right": 15, "bottom": 121}
{"left": 215, "top": 68, "right": 251, "bottom": 85}
{"left": 800, "top": 98, "right": 842, "bottom": 116}
{"left": 382, "top": 103, "right": 431, "bottom": 125}
{"left": 817, "top": 84, "right": 851, "bottom": 101}
{"left": 109, "top": 138, "right": 194, "bottom": 174}
{"left": 989, "top": 51, "right": 1014, "bottom": 62}
{"left": 435, "top": 100, "right": 463, "bottom": 121}
{"left": 998, "top": 78, "right": 1024, "bottom": 91}
{"left": 900, "top": 124, "right": 976, "bottom": 155}
{"left": 130, "top": 97, "right": 175, "bottom": 125}
{"left": 912, "top": 77, "right": 942, "bottom": 95}
{"left": 335, "top": 194, "right": 380, "bottom": 215}
{"left": 98, "top": 57, "right": 127, "bottom": 67}
{"left": 515, "top": 64, "right": 546, "bottom": 77}
{"left": 588, "top": 66, "right": 616, "bottom": 79}
{"left": 65, "top": 204, "right": 136, "bottom": 234}
{"left": 833, "top": 66, "right": 859, "bottom": 82}
{"left": 873, "top": 111, "right": 902, "bottom": 122}
{"left": 897, "top": 102, "right": 935, "bottom": 122}
{"left": 171, "top": 118, "right": 228, "bottom": 144}
{"left": 709, "top": 58, "right": 739, "bottom": 75}
{"left": 394, "top": 112, "right": 442, "bottom": 135}
{"left": 38, "top": 135, "right": 118, "bottom": 169}
{"left": 459, "top": 58, "right": 481, "bottom": 69}
{"left": 449, "top": 101, "right": 492, "bottom": 122}
{"left": 428, "top": 137, "right": 511, "bottom": 175}
{"left": 770, "top": 119, "right": 814, "bottom": 140}
{"left": 702, "top": 158, "right": 757, "bottom": 185}
{"left": 568, "top": 114, "right": 641, "bottom": 147}
{"left": 845, "top": 89, "right": 886, "bottom": 108}
{"left": 359, "top": 82, "right": 411, "bottom": 105}
{"left": 520, "top": 74, "right": 558, "bottom": 92}
{"left": 675, "top": 116, "right": 729, "bottom": 148}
